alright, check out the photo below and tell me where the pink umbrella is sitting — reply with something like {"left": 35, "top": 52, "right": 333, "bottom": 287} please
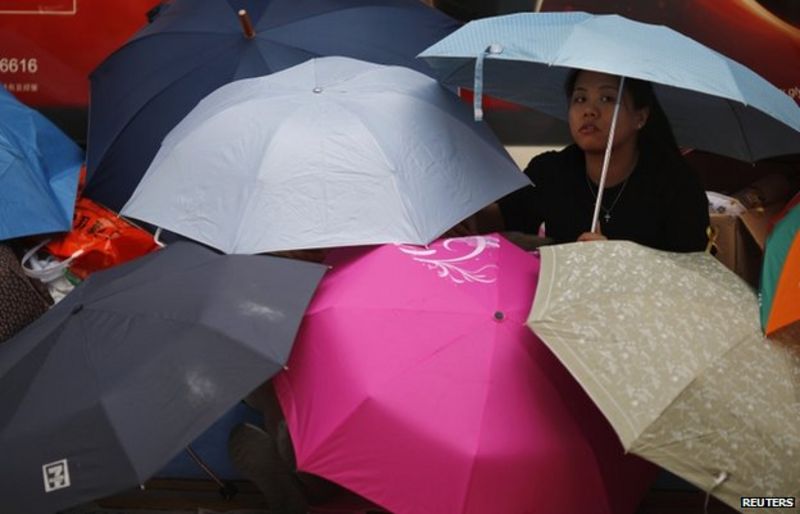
{"left": 274, "top": 235, "right": 656, "bottom": 514}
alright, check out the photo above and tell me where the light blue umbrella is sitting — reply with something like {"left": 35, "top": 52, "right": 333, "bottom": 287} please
{"left": 121, "top": 57, "right": 528, "bottom": 254}
{"left": 419, "top": 12, "right": 800, "bottom": 163}
{"left": 0, "top": 88, "right": 83, "bottom": 241}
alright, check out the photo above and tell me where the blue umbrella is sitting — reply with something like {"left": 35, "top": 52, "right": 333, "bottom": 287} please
{"left": 0, "top": 88, "right": 83, "bottom": 240}
{"left": 85, "top": 0, "right": 460, "bottom": 212}
{"left": 120, "top": 57, "right": 528, "bottom": 254}
{"left": 419, "top": 12, "right": 800, "bottom": 162}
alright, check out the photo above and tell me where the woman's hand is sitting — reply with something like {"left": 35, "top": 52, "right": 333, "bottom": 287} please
{"left": 577, "top": 231, "right": 607, "bottom": 242}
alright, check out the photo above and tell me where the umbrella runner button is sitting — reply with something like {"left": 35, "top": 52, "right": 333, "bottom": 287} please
{"left": 487, "top": 43, "right": 503, "bottom": 55}
{"left": 494, "top": 311, "right": 504, "bottom": 321}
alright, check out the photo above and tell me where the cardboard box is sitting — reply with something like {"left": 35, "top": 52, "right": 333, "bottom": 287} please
{"left": 709, "top": 205, "right": 782, "bottom": 288}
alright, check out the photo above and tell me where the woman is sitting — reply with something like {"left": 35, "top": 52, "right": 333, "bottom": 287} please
{"left": 493, "top": 69, "right": 710, "bottom": 252}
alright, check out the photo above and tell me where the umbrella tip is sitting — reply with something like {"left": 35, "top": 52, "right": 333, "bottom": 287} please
{"left": 238, "top": 9, "right": 256, "bottom": 39}
{"left": 493, "top": 311, "right": 504, "bottom": 321}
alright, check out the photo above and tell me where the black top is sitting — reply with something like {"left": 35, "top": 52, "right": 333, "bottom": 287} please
{"left": 498, "top": 144, "right": 710, "bottom": 252}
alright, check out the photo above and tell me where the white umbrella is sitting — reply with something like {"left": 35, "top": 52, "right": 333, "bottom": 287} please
{"left": 121, "top": 56, "right": 528, "bottom": 254}
{"left": 527, "top": 241, "right": 800, "bottom": 511}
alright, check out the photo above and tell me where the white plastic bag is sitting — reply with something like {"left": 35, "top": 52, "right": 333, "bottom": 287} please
{"left": 21, "top": 240, "right": 82, "bottom": 303}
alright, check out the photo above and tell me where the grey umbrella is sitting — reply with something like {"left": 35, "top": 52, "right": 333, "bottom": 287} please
{"left": 0, "top": 241, "right": 326, "bottom": 514}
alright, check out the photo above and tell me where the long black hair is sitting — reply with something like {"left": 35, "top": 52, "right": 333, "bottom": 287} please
{"left": 564, "top": 70, "right": 684, "bottom": 164}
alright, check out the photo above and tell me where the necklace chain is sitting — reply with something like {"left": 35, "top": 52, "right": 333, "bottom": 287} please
{"left": 586, "top": 173, "right": 630, "bottom": 223}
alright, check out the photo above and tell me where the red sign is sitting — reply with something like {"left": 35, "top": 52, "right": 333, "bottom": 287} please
{"left": 3, "top": 0, "right": 798, "bottom": 109}
{"left": 0, "top": 0, "right": 158, "bottom": 107}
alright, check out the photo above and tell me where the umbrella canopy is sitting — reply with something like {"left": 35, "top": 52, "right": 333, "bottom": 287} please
{"left": 0, "top": 88, "right": 83, "bottom": 240}
{"left": 274, "top": 235, "right": 656, "bottom": 514}
{"left": 760, "top": 202, "right": 800, "bottom": 340}
{"left": 0, "top": 241, "right": 325, "bottom": 514}
{"left": 419, "top": 12, "right": 800, "bottom": 162}
{"left": 84, "top": 0, "right": 460, "bottom": 212}
{"left": 528, "top": 241, "right": 800, "bottom": 511}
{"left": 121, "top": 57, "right": 528, "bottom": 254}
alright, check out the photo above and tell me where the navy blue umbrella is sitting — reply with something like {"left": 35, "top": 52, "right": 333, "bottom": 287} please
{"left": 84, "top": 0, "right": 459, "bottom": 212}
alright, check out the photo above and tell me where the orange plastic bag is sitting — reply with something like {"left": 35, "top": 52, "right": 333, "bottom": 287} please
{"left": 45, "top": 197, "right": 160, "bottom": 279}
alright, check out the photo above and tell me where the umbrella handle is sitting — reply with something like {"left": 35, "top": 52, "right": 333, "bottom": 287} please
{"left": 705, "top": 225, "right": 717, "bottom": 254}
{"left": 703, "top": 471, "right": 728, "bottom": 514}
{"left": 153, "top": 227, "right": 166, "bottom": 248}
{"left": 590, "top": 76, "right": 626, "bottom": 233}
{"left": 238, "top": 10, "right": 256, "bottom": 39}
{"left": 472, "top": 44, "right": 504, "bottom": 121}
{"left": 185, "top": 445, "right": 239, "bottom": 500}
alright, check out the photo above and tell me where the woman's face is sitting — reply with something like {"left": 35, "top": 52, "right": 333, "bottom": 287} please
{"left": 567, "top": 70, "right": 649, "bottom": 154}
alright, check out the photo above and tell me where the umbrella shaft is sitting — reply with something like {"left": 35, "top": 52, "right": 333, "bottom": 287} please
{"left": 185, "top": 445, "right": 224, "bottom": 487}
{"left": 590, "top": 76, "right": 626, "bottom": 233}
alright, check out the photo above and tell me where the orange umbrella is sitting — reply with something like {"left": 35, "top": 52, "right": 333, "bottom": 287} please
{"left": 760, "top": 202, "right": 800, "bottom": 339}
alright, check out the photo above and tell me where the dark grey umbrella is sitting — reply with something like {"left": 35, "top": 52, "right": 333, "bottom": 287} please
{"left": 0, "top": 241, "right": 326, "bottom": 514}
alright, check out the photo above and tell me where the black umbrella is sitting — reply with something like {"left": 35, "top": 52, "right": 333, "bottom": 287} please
{"left": 0, "top": 242, "right": 326, "bottom": 514}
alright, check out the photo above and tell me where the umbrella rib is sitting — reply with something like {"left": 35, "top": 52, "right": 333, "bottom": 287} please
{"left": 89, "top": 35, "right": 240, "bottom": 168}
{"left": 725, "top": 99, "right": 755, "bottom": 161}
{"left": 636, "top": 432, "right": 733, "bottom": 491}
{"left": 6, "top": 144, "right": 71, "bottom": 226}
{"left": 95, "top": 339, "right": 283, "bottom": 483}
{"left": 95, "top": 397, "right": 144, "bottom": 482}
{"left": 632, "top": 394, "right": 788, "bottom": 505}
{"left": 227, "top": 99, "right": 312, "bottom": 252}
{"left": 0, "top": 315, "right": 78, "bottom": 433}
{"left": 439, "top": 62, "right": 473, "bottom": 90}
{"left": 306, "top": 302, "right": 492, "bottom": 320}
{"left": 327, "top": 96, "right": 395, "bottom": 171}
{"left": 124, "top": 29, "right": 236, "bottom": 46}
{"left": 33, "top": 148, "right": 78, "bottom": 225}
{"left": 259, "top": 5, "right": 438, "bottom": 32}
{"left": 78, "top": 257, "right": 220, "bottom": 306}
{"left": 301, "top": 311, "right": 492, "bottom": 455}
{"left": 0, "top": 153, "right": 19, "bottom": 180}
{"left": 636, "top": 330, "right": 761, "bottom": 446}
{"left": 160, "top": 87, "right": 300, "bottom": 154}
{"left": 250, "top": 37, "right": 278, "bottom": 73}
{"left": 456, "top": 323, "right": 500, "bottom": 514}
{"left": 92, "top": 32, "right": 234, "bottom": 87}
{"left": 0, "top": 139, "right": 24, "bottom": 163}
{"left": 325, "top": 96, "right": 422, "bottom": 241}
{"left": 390, "top": 83, "right": 509, "bottom": 146}
{"left": 79, "top": 304, "right": 275, "bottom": 352}
{"left": 78, "top": 304, "right": 147, "bottom": 483}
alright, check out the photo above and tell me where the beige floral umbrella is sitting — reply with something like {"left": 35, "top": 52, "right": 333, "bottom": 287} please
{"left": 528, "top": 241, "right": 800, "bottom": 512}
